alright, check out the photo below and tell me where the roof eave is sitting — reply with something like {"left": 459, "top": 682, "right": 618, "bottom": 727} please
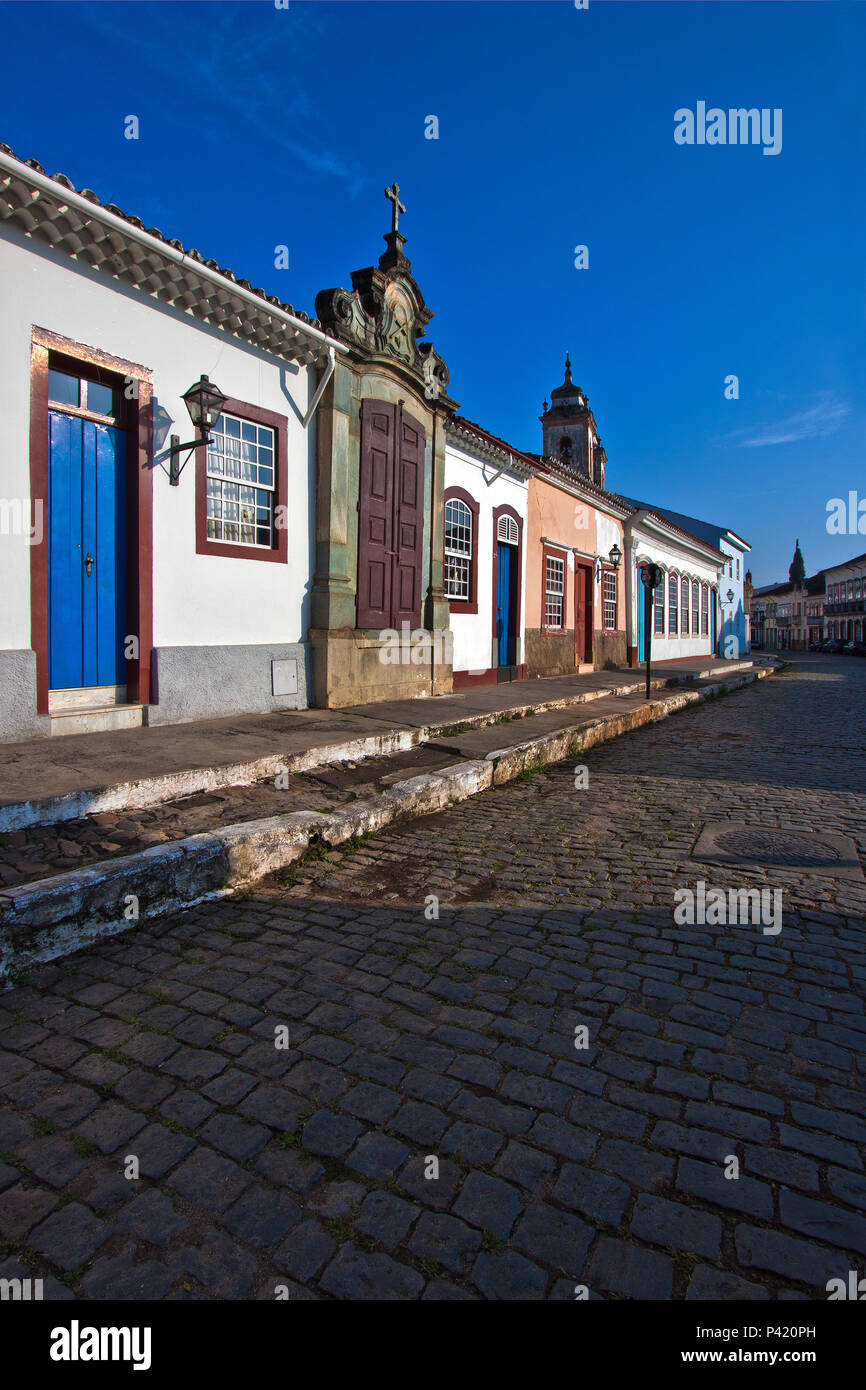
{"left": 0, "top": 149, "right": 346, "bottom": 367}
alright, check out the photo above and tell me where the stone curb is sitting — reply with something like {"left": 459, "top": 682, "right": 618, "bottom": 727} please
{"left": 0, "top": 660, "right": 766, "bottom": 832}
{"left": 0, "top": 666, "right": 774, "bottom": 979}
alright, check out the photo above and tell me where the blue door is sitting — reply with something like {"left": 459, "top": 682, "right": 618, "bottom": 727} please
{"left": 496, "top": 542, "right": 515, "bottom": 666}
{"left": 49, "top": 412, "right": 127, "bottom": 689}
{"left": 637, "top": 571, "right": 646, "bottom": 661}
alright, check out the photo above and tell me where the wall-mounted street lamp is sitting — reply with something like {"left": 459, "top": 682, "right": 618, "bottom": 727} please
{"left": 727, "top": 588, "right": 735, "bottom": 604}
{"left": 609, "top": 542, "right": 622, "bottom": 568}
{"left": 167, "top": 375, "right": 227, "bottom": 486}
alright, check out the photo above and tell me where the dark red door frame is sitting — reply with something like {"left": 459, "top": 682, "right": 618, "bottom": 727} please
{"left": 29, "top": 328, "right": 153, "bottom": 714}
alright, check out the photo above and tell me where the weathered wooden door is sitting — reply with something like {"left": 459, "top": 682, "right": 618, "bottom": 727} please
{"left": 357, "top": 400, "right": 424, "bottom": 629}
{"left": 574, "top": 563, "right": 592, "bottom": 663}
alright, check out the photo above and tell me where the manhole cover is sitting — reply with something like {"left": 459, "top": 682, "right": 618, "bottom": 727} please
{"left": 713, "top": 829, "right": 841, "bottom": 867}
{"left": 692, "top": 822, "right": 863, "bottom": 881}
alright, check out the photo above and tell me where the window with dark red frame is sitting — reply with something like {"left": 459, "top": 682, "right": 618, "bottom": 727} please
{"left": 195, "top": 396, "right": 288, "bottom": 563}
{"left": 543, "top": 547, "right": 566, "bottom": 630}
{"left": 602, "top": 567, "right": 617, "bottom": 630}
{"left": 443, "top": 486, "right": 479, "bottom": 614}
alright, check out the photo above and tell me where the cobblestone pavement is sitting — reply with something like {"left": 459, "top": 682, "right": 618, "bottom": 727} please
{"left": 1, "top": 653, "right": 864, "bottom": 1301}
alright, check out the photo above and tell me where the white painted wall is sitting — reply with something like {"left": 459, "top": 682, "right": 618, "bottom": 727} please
{"left": 630, "top": 525, "right": 721, "bottom": 660}
{"left": 0, "top": 228, "right": 316, "bottom": 653}
{"left": 444, "top": 442, "right": 529, "bottom": 674}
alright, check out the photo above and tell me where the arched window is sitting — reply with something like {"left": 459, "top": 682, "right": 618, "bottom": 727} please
{"left": 443, "top": 488, "right": 479, "bottom": 613}
{"left": 692, "top": 580, "right": 700, "bottom": 635}
{"left": 668, "top": 573, "right": 679, "bottom": 635}
{"left": 681, "top": 576, "right": 690, "bottom": 634}
{"left": 654, "top": 569, "right": 665, "bottom": 634}
{"left": 701, "top": 584, "right": 709, "bottom": 635}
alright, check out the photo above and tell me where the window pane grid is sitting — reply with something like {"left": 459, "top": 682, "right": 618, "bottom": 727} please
{"left": 603, "top": 571, "right": 617, "bottom": 630}
{"left": 444, "top": 498, "right": 472, "bottom": 600}
{"left": 668, "top": 575, "right": 678, "bottom": 635}
{"left": 206, "top": 412, "right": 275, "bottom": 548}
{"left": 654, "top": 575, "right": 665, "bottom": 633}
{"left": 545, "top": 555, "right": 565, "bottom": 628}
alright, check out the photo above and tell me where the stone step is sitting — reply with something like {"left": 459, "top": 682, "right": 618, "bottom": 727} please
{"left": 49, "top": 705, "right": 145, "bottom": 737}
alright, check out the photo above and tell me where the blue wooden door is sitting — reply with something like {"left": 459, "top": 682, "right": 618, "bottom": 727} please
{"left": 496, "top": 542, "right": 514, "bottom": 666}
{"left": 638, "top": 572, "right": 646, "bottom": 660}
{"left": 49, "top": 412, "right": 127, "bottom": 689}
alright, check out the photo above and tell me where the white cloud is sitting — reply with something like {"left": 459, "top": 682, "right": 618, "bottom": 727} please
{"left": 729, "top": 392, "right": 851, "bottom": 448}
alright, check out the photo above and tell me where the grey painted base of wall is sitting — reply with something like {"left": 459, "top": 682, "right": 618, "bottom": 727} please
{"left": 0, "top": 651, "right": 49, "bottom": 741}
{"left": 149, "top": 643, "right": 310, "bottom": 725}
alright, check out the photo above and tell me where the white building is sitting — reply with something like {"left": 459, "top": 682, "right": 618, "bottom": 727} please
{"left": 443, "top": 417, "right": 530, "bottom": 686}
{"left": 625, "top": 501, "right": 751, "bottom": 658}
{"left": 0, "top": 145, "right": 345, "bottom": 739}
{"left": 624, "top": 508, "right": 726, "bottom": 665}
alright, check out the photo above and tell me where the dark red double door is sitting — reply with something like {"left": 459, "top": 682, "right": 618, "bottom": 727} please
{"left": 357, "top": 399, "right": 425, "bottom": 630}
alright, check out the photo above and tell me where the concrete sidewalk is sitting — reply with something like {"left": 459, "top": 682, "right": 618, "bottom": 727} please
{"left": 0, "top": 657, "right": 770, "bottom": 832}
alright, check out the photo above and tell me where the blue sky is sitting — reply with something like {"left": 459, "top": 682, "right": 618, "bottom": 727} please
{"left": 2, "top": 0, "right": 863, "bottom": 584}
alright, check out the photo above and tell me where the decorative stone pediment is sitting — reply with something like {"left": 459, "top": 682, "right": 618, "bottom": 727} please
{"left": 315, "top": 186, "right": 452, "bottom": 404}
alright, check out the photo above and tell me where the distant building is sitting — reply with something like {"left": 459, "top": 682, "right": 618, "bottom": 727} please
{"left": 823, "top": 552, "right": 866, "bottom": 644}
{"left": 750, "top": 542, "right": 824, "bottom": 651}
{"left": 803, "top": 573, "right": 826, "bottom": 650}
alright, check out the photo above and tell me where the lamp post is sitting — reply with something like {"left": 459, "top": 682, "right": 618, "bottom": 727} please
{"left": 640, "top": 562, "right": 662, "bottom": 700}
{"left": 167, "top": 375, "right": 228, "bottom": 486}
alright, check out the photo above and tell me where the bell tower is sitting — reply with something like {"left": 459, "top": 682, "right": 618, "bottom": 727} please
{"left": 539, "top": 355, "right": 606, "bottom": 489}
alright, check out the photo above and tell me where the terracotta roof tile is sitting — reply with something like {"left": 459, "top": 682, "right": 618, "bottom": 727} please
{"left": 0, "top": 141, "right": 324, "bottom": 331}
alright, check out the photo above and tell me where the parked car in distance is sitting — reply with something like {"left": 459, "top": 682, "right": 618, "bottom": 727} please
{"left": 822, "top": 639, "right": 842, "bottom": 652}
{"left": 843, "top": 640, "right": 866, "bottom": 656}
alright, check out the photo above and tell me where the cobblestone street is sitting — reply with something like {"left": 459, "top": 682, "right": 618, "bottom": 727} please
{"left": 1, "top": 653, "right": 864, "bottom": 1300}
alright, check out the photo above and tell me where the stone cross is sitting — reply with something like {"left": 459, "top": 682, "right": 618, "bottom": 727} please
{"left": 384, "top": 182, "right": 406, "bottom": 232}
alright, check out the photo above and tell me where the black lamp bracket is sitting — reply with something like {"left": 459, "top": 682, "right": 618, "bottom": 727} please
{"left": 168, "top": 433, "right": 210, "bottom": 486}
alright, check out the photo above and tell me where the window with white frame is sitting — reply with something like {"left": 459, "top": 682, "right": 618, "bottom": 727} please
{"left": 603, "top": 570, "right": 617, "bottom": 630}
{"left": 668, "top": 574, "right": 678, "bottom": 634}
{"left": 545, "top": 554, "right": 565, "bottom": 628}
{"left": 681, "top": 576, "right": 690, "bottom": 634}
{"left": 654, "top": 572, "right": 665, "bottom": 633}
{"left": 701, "top": 584, "right": 709, "bottom": 634}
{"left": 206, "top": 411, "right": 275, "bottom": 547}
{"left": 692, "top": 580, "right": 700, "bottom": 634}
{"left": 444, "top": 497, "right": 473, "bottom": 601}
